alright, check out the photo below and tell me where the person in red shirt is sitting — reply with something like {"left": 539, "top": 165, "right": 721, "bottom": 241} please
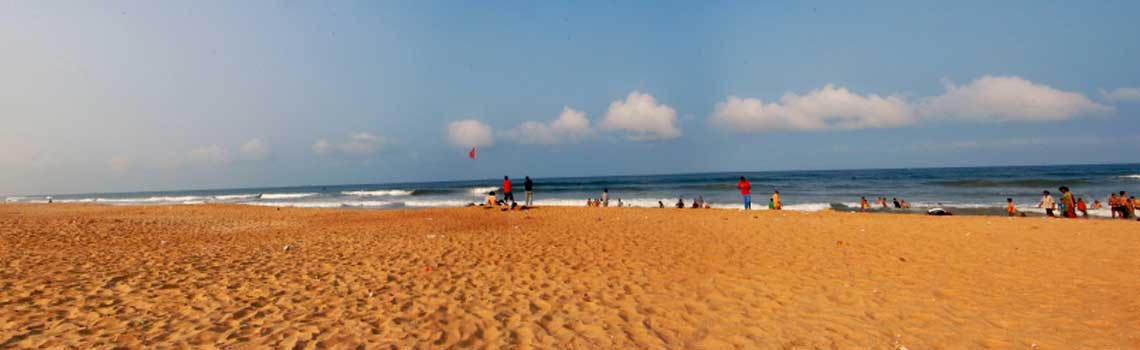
{"left": 737, "top": 176, "right": 752, "bottom": 210}
{"left": 502, "top": 176, "right": 514, "bottom": 203}
{"left": 1076, "top": 197, "right": 1088, "bottom": 218}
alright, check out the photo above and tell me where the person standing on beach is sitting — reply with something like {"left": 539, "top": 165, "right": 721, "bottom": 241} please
{"left": 502, "top": 176, "right": 514, "bottom": 203}
{"left": 524, "top": 176, "right": 534, "bottom": 207}
{"left": 772, "top": 190, "right": 782, "bottom": 210}
{"left": 1130, "top": 196, "right": 1139, "bottom": 220}
{"left": 893, "top": 198, "right": 901, "bottom": 209}
{"left": 860, "top": 197, "right": 870, "bottom": 212}
{"left": 1038, "top": 191, "right": 1056, "bottom": 217}
{"left": 737, "top": 177, "right": 752, "bottom": 210}
{"left": 601, "top": 188, "right": 610, "bottom": 207}
{"left": 1121, "top": 191, "right": 1130, "bottom": 218}
{"left": 1007, "top": 198, "right": 1018, "bottom": 216}
{"left": 1109, "top": 193, "right": 1121, "bottom": 218}
{"left": 1059, "top": 187, "right": 1076, "bottom": 218}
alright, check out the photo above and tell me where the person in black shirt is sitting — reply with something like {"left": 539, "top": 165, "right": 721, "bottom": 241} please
{"left": 524, "top": 176, "right": 534, "bottom": 206}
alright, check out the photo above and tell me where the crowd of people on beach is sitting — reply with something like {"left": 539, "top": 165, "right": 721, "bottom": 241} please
{"left": 477, "top": 175, "right": 1137, "bottom": 221}
{"left": 735, "top": 176, "right": 781, "bottom": 210}
{"left": 1032, "top": 188, "right": 1137, "bottom": 220}
{"left": 477, "top": 176, "right": 534, "bottom": 211}
{"left": 857, "top": 196, "right": 912, "bottom": 212}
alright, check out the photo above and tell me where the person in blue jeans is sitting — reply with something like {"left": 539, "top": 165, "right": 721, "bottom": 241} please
{"left": 737, "top": 176, "right": 752, "bottom": 210}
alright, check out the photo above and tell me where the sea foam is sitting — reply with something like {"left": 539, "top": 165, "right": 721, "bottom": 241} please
{"left": 260, "top": 193, "right": 319, "bottom": 199}
{"left": 341, "top": 190, "right": 415, "bottom": 197}
{"left": 212, "top": 194, "right": 262, "bottom": 201}
{"left": 467, "top": 186, "right": 500, "bottom": 195}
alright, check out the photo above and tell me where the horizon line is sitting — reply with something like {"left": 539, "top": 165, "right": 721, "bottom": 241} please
{"left": 12, "top": 161, "right": 1139, "bottom": 198}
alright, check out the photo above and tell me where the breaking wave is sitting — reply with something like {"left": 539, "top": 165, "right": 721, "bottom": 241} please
{"left": 212, "top": 194, "right": 261, "bottom": 201}
{"left": 260, "top": 193, "right": 319, "bottom": 199}
{"left": 341, "top": 190, "right": 415, "bottom": 197}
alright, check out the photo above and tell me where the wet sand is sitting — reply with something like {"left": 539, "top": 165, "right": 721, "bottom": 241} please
{"left": 1, "top": 204, "right": 1138, "bottom": 349}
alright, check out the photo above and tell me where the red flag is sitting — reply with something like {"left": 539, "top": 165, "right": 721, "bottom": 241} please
{"left": 468, "top": 147, "right": 476, "bottom": 159}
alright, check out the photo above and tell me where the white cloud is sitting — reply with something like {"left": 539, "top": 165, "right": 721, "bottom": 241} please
{"left": 339, "top": 133, "right": 383, "bottom": 155}
{"left": 239, "top": 138, "right": 269, "bottom": 160}
{"left": 313, "top": 133, "right": 387, "bottom": 156}
{"left": 502, "top": 106, "right": 596, "bottom": 144}
{"left": 600, "top": 91, "right": 680, "bottom": 141}
{"left": 184, "top": 138, "right": 273, "bottom": 167}
{"left": 919, "top": 75, "right": 1112, "bottom": 122}
{"left": 710, "top": 85, "right": 914, "bottom": 132}
{"left": 447, "top": 119, "right": 494, "bottom": 147}
{"left": 1099, "top": 87, "right": 1140, "bottom": 102}
{"left": 312, "top": 139, "right": 331, "bottom": 156}
{"left": 188, "top": 145, "right": 233, "bottom": 166}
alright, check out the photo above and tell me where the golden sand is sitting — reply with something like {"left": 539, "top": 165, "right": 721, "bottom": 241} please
{"left": 1, "top": 204, "right": 1138, "bottom": 349}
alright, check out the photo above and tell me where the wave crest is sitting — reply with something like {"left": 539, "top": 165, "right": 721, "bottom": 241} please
{"left": 467, "top": 187, "right": 500, "bottom": 195}
{"left": 260, "top": 193, "right": 319, "bottom": 199}
{"left": 341, "top": 190, "right": 415, "bottom": 197}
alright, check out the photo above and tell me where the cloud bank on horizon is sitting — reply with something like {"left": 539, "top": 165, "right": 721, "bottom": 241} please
{"left": 457, "top": 75, "right": 1127, "bottom": 140}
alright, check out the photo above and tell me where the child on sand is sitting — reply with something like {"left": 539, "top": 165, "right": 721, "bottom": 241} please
{"left": 1076, "top": 197, "right": 1088, "bottom": 218}
{"left": 486, "top": 191, "right": 498, "bottom": 207}
{"left": 768, "top": 197, "right": 775, "bottom": 209}
{"left": 1007, "top": 198, "right": 1017, "bottom": 216}
{"left": 1038, "top": 191, "right": 1056, "bottom": 217}
{"left": 860, "top": 197, "right": 870, "bottom": 212}
{"left": 602, "top": 189, "right": 610, "bottom": 207}
{"left": 772, "top": 190, "right": 782, "bottom": 210}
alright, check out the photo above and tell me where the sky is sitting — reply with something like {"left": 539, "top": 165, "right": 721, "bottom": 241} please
{"left": 2, "top": 1, "right": 1139, "bottom": 195}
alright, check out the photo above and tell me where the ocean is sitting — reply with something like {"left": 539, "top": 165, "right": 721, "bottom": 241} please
{"left": 6, "top": 163, "right": 1140, "bottom": 217}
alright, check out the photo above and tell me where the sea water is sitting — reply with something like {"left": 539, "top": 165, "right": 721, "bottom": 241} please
{"left": 8, "top": 163, "right": 1139, "bottom": 217}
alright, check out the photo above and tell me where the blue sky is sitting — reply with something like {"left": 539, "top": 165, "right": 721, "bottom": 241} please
{"left": 2, "top": 1, "right": 1139, "bottom": 195}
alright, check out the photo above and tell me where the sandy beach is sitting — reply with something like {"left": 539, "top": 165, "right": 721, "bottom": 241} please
{"left": 1, "top": 204, "right": 1137, "bottom": 349}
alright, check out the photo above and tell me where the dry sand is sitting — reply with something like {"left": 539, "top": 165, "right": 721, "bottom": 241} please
{"left": 1, "top": 204, "right": 1138, "bottom": 349}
